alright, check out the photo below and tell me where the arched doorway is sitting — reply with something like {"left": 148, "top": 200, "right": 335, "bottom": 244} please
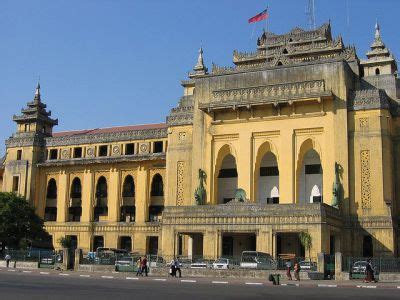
{"left": 44, "top": 179, "right": 57, "bottom": 221}
{"left": 94, "top": 176, "right": 108, "bottom": 221}
{"left": 217, "top": 154, "right": 238, "bottom": 204}
{"left": 298, "top": 149, "right": 323, "bottom": 203}
{"left": 258, "top": 152, "right": 279, "bottom": 204}
{"left": 149, "top": 174, "right": 164, "bottom": 222}
{"left": 121, "top": 175, "right": 135, "bottom": 222}
{"left": 69, "top": 177, "right": 82, "bottom": 222}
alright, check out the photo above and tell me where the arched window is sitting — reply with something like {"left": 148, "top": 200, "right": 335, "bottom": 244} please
{"left": 122, "top": 175, "right": 135, "bottom": 197}
{"left": 70, "top": 178, "right": 82, "bottom": 199}
{"left": 375, "top": 68, "right": 380, "bottom": 75}
{"left": 277, "top": 61, "right": 283, "bottom": 66}
{"left": 151, "top": 174, "right": 164, "bottom": 196}
{"left": 96, "top": 176, "right": 108, "bottom": 199}
{"left": 282, "top": 48, "right": 288, "bottom": 54}
{"left": 46, "top": 179, "right": 57, "bottom": 199}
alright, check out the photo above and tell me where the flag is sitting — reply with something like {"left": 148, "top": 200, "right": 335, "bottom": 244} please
{"left": 248, "top": 9, "right": 268, "bottom": 24}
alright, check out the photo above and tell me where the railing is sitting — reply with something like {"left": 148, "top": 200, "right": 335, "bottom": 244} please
{"left": 3, "top": 249, "right": 61, "bottom": 267}
{"left": 343, "top": 257, "right": 400, "bottom": 274}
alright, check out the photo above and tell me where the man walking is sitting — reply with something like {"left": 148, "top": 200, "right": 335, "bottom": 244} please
{"left": 174, "top": 257, "right": 181, "bottom": 278}
{"left": 141, "top": 256, "right": 148, "bottom": 276}
{"left": 136, "top": 257, "right": 142, "bottom": 276}
{"left": 5, "top": 253, "right": 11, "bottom": 268}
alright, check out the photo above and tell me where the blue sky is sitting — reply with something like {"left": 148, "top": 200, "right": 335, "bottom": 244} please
{"left": 1, "top": 0, "right": 399, "bottom": 154}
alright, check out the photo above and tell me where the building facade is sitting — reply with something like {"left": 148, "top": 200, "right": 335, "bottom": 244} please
{"left": 2, "top": 22, "right": 400, "bottom": 259}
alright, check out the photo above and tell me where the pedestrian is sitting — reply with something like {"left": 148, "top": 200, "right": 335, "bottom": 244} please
{"left": 136, "top": 257, "right": 142, "bottom": 276}
{"left": 169, "top": 259, "right": 176, "bottom": 277}
{"left": 294, "top": 262, "right": 300, "bottom": 281}
{"left": 5, "top": 254, "right": 11, "bottom": 268}
{"left": 174, "top": 257, "right": 181, "bottom": 278}
{"left": 141, "top": 256, "right": 148, "bottom": 276}
{"left": 364, "top": 259, "right": 377, "bottom": 283}
{"left": 285, "top": 259, "right": 292, "bottom": 280}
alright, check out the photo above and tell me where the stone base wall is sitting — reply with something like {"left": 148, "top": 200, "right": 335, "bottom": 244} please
{"left": 0, "top": 260, "right": 39, "bottom": 269}
{"left": 77, "top": 264, "right": 115, "bottom": 273}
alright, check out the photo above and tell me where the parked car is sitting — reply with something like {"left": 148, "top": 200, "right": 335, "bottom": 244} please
{"left": 148, "top": 255, "right": 166, "bottom": 267}
{"left": 212, "top": 258, "right": 232, "bottom": 269}
{"left": 351, "top": 261, "right": 369, "bottom": 274}
{"left": 299, "top": 260, "right": 317, "bottom": 271}
{"left": 190, "top": 260, "right": 210, "bottom": 269}
{"left": 240, "top": 251, "right": 276, "bottom": 270}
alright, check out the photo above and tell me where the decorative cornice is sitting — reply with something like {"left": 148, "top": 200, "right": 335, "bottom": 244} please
{"left": 348, "top": 89, "right": 390, "bottom": 111}
{"left": 166, "top": 95, "right": 194, "bottom": 127}
{"left": 199, "top": 79, "right": 331, "bottom": 111}
{"left": 45, "top": 128, "right": 168, "bottom": 147}
{"left": 44, "top": 222, "right": 160, "bottom": 233}
{"left": 37, "top": 152, "right": 166, "bottom": 167}
{"left": 5, "top": 134, "right": 46, "bottom": 148}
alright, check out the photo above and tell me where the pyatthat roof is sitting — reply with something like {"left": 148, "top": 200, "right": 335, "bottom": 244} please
{"left": 0, "top": 155, "right": 5, "bottom": 169}
{"left": 52, "top": 123, "right": 167, "bottom": 137}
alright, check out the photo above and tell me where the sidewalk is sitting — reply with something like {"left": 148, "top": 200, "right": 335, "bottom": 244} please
{"left": 1, "top": 265, "right": 400, "bottom": 289}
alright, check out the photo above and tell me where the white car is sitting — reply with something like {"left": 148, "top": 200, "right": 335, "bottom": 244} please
{"left": 190, "top": 261, "right": 209, "bottom": 269}
{"left": 212, "top": 258, "right": 231, "bottom": 269}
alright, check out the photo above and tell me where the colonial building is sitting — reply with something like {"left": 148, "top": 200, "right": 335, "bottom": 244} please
{"left": 2, "top": 22, "right": 399, "bottom": 259}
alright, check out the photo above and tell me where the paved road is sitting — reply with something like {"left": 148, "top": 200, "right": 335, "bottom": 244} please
{"left": 0, "top": 271, "right": 400, "bottom": 300}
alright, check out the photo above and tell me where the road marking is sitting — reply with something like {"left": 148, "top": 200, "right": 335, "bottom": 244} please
{"left": 7, "top": 269, "right": 16, "bottom": 272}
{"left": 126, "top": 277, "right": 139, "bottom": 280}
{"left": 318, "top": 284, "right": 337, "bottom": 288}
{"left": 212, "top": 281, "right": 228, "bottom": 284}
{"left": 397, "top": 286, "right": 400, "bottom": 289}
{"left": 245, "top": 282, "right": 263, "bottom": 286}
{"left": 101, "top": 276, "right": 114, "bottom": 279}
{"left": 356, "top": 285, "right": 377, "bottom": 289}
{"left": 181, "top": 279, "right": 197, "bottom": 283}
{"left": 59, "top": 273, "right": 69, "bottom": 276}
{"left": 80, "top": 275, "right": 91, "bottom": 278}
{"left": 22, "top": 271, "right": 32, "bottom": 273}
{"left": 153, "top": 278, "right": 167, "bottom": 281}
{"left": 281, "top": 283, "right": 299, "bottom": 287}
{"left": 40, "top": 272, "right": 50, "bottom": 275}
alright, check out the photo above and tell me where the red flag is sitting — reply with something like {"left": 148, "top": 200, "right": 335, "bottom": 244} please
{"left": 248, "top": 9, "right": 268, "bottom": 23}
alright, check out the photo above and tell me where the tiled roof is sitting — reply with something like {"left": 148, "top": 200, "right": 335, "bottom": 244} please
{"left": 52, "top": 123, "right": 167, "bottom": 137}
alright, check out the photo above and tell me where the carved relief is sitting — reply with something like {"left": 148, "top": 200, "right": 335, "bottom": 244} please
{"left": 139, "top": 143, "right": 149, "bottom": 154}
{"left": 176, "top": 161, "right": 185, "bottom": 206}
{"left": 86, "top": 147, "right": 95, "bottom": 158}
{"left": 178, "top": 132, "right": 187, "bottom": 141}
{"left": 359, "top": 117, "right": 369, "bottom": 130}
{"left": 112, "top": 145, "right": 121, "bottom": 156}
{"left": 360, "top": 150, "right": 371, "bottom": 209}
{"left": 61, "top": 149, "right": 70, "bottom": 159}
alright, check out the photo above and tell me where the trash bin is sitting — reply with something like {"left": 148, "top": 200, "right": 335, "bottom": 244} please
{"left": 268, "top": 274, "right": 280, "bottom": 285}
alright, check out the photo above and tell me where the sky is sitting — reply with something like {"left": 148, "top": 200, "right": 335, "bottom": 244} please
{"left": 1, "top": 0, "right": 399, "bottom": 155}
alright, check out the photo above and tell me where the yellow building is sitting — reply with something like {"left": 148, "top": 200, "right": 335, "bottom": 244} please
{"left": 2, "top": 22, "right": 399, "bottom": 259}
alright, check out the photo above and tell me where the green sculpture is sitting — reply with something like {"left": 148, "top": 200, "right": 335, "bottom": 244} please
{"left": 194, "top": 169, "right": 207, "bottom": 205}
{"left": 234, "top": 188, "right": 247, "bottom": 202}
{"left": 332, "top": 162, "right": 340, "bottom": 207}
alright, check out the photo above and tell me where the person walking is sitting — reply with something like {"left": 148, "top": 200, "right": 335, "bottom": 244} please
{"left": 141, "top": 256, "right": 148, "bottom": 277}
{"left": 136, "top": 257, "right": 142, "bottom": 276}
{"left": 364, "top": 259, "right": 377, "bottom": 283}
{"left": 285, "top": 260, "right": 292, "bottom": 280}
{"left": 174, "top": 258, "right": 181, "bottom": 278}
{"left": 294, "top": 262, "right": 301, "bottom": 281}
{"left": 5, "top": 254, "right": 11, "bottom": 268}
{"left": 169, "top": 259, "right": 176, "bottom": 277}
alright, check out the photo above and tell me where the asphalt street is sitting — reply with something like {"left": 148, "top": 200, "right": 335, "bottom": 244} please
{"left": 0, "top": 271, "right": 400, "bottom": 300}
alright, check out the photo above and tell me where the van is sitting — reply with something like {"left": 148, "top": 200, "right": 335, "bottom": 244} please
{"left": 240, "top": 251, "right": 276, "bottom": 269}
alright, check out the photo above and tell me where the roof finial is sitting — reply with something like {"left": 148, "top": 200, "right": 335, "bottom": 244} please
{"left": 34, "top": 80, "right": 41, "bottom": 102}
{"left": 375, "top": 19, "right": 381, "bottom": 40}
{"left": 195, "top": 46, "right": 204, "bottom": 69}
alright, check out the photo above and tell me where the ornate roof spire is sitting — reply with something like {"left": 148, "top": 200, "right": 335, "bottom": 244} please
{"left": 34, "top": 81, "right": 41, "bottom": 103}
{"left": 374, "top": 21, "right": 380, "bottom": 40}
{"left": 189, "top": 47, "right": 208, "bottom": 78}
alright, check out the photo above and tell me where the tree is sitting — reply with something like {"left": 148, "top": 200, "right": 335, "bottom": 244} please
{"left": 299, "top": 231, "right": 312, "bottom": 261}
{"left": 58, "top": 236, "right": 72, "bottom": 249}
{"left": 0, "top": 192, "right": 50, "bottom": 249}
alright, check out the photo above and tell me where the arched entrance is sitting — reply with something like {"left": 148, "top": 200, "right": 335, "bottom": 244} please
{"left": 217, "top": 154, "right": 238, "bottom": 204}
{"left": 68, "top": 177, "right": 82, "bottom": 222}
{"left": 45, "top": 179, "right": 57, "bottom": 221}
{"left": 121, "top": 175, "right": 135, "bottom": 222}
{"left": 94, "top": 176, "right": 108, "bottom": 221}
{"left": 258, "top": 152, "right": 279, "bottom": 204}
{"left": 298, "top": 148, "right": 323, "bottom": 203}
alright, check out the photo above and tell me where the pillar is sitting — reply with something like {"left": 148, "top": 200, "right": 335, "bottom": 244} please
{"left": 108, "top": 168, "right": 120, "bottom": 222}
{"left": 133, "top": 233, "right": 147, "bottom": 255}
{"left": 237, "top": 132, "right": 252, "bottom": 198}
{"left": 279, "top": 128, "right": 294, "bottom": 203}
{"left": 56, "top": 171, "right": 68, "bottom": 223}
{"left": 256, "top": 230, "right": 269, "bottom": 253}
{"left": 81, "top": 170, "right": 93, "bottom": 222}
{"left": 335, "top": 252, "right": 342, "bottom": 280}
{"left": 203, "top": 231, "right": 217, "bottom": 259}
{"left": 188, "top": 235, "right": 193, "bottom": 258}
{"left": 135, "top": 166, "right": 148, "bottom": 224}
